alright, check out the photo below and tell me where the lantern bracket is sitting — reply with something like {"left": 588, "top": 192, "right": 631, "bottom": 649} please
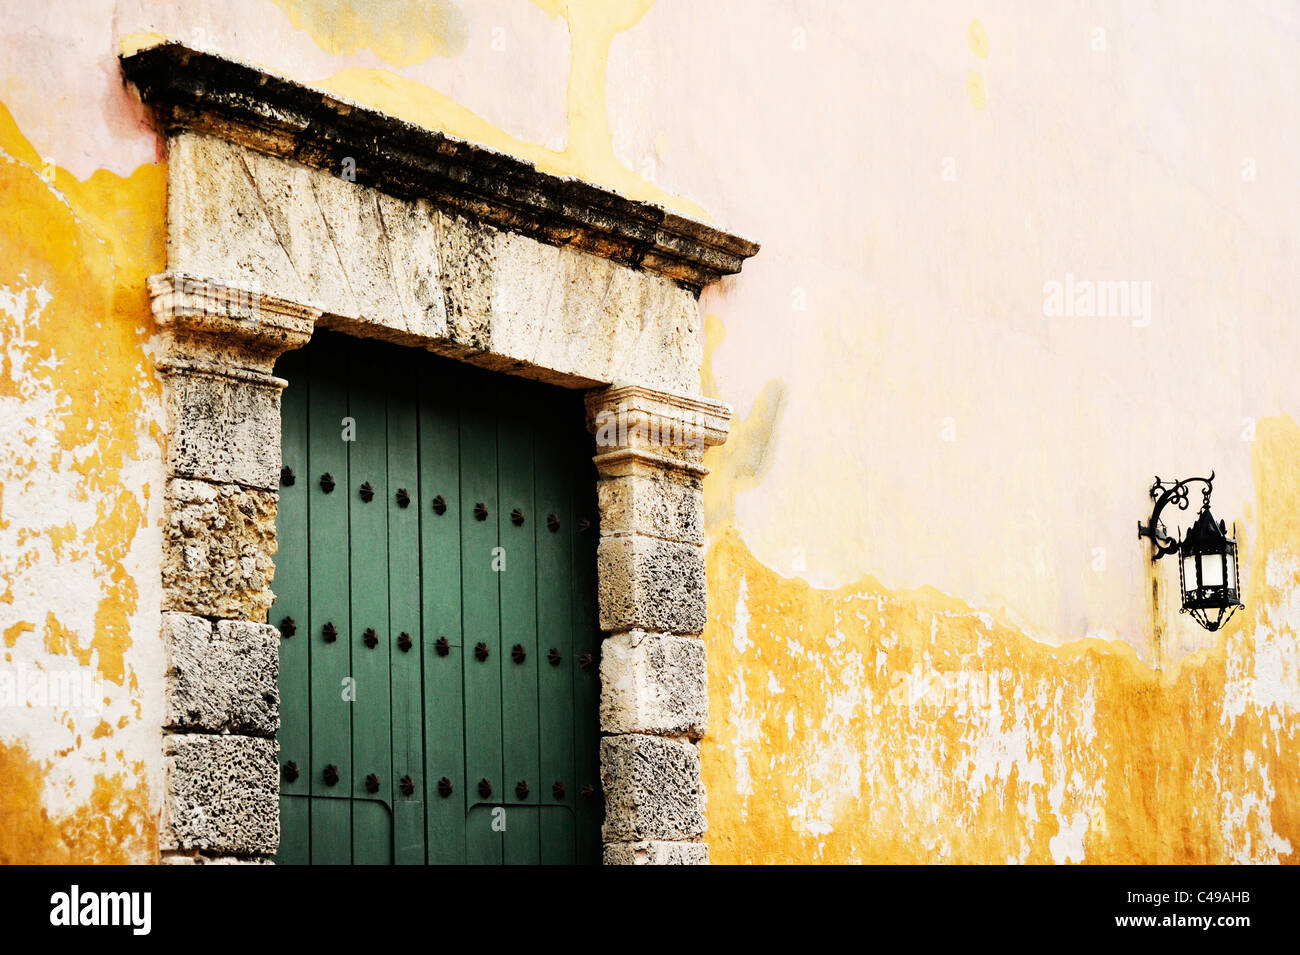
{"left": 1137, "top": 473, "right": 1215, "bottom": 561}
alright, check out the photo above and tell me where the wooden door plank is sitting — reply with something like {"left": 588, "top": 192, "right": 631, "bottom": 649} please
{"left": 387, "top": 345, "right": 424, "bottom": 865}
{"left": 272, "top": 345, "right": 310, "bottom": 865}
{"left": 498, "top": 402, "right": 540, "bottom": 864}
{"left": 348, "top": 339, "right": 394, "bottom": 865}
{"left": 307, "top": 334, "right": 352, "bottom": 864}
{"left": 419, "top": 363, "right": 466, "bottom": 864}
{"left": 459, "top": 385, "right": 504, "bottom": 865}
{"left": 535, "top": 411, "right": 577, "bottom": 865}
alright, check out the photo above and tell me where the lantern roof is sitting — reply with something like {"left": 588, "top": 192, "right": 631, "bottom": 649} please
{"left": 1181, "top": 507, "right": 1231, "bottom": 555}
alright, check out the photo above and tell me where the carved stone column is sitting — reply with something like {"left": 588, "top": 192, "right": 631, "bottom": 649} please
{"left": 587, "top": 384, "right": 731, "bottom": 865}
{"left": 148, "top": 272, "right": 317, "bottom": 862}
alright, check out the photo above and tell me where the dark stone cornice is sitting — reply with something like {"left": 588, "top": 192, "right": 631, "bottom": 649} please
{"left": 120, "top": 42, "right": 759, "bottom": 291}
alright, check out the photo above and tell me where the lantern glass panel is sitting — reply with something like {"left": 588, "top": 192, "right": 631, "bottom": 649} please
{"left": 1226, "top": 552, "right": 1236, "bottom": 587}
{"left": 1182, "top": 556, "right": 1198, "bottom": 593}
{"left": 1201, "top": 555, "right": 1224, "bottom": 587}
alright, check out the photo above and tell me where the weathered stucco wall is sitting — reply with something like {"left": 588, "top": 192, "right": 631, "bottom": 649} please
{"left": 0, "top": 99, "right": 165, "bottom": 861}
{"left": 1, "top": 0, "right": 1296, "bottom": 862}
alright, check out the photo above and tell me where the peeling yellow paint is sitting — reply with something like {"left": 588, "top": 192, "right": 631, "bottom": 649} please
{"left": 0, "top": 99, "right": 164, "bottom": 686}
{"left": 3, "top": 620, "right": 33, "bottom": 647}
{"left": 702, "top": 312, "right": 1298, "bottom": 863}
{"left": 701, "top": 415, "right": 1300, "bottom": 863}
{"left": 0, "top": 94, "right": 163, "bottom": 858}
{"left": 0, "top": 740, "right": 154, "bottom": 864}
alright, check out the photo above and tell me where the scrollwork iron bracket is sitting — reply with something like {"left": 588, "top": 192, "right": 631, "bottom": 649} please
{"left": 1137, "top": 472, "right": 1214, "bottom": 561}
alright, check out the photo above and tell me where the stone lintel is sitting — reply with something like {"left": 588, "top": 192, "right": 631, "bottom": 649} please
{"left": 121, "top": 43, "right": 760, "bottom": 293}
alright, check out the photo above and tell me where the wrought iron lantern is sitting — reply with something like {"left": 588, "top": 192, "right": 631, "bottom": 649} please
{"left": 1137, "top": 473, "right": 1242, "bottom": 632}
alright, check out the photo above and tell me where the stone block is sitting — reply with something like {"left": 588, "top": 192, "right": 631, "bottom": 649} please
{"left": 491, "top": 234, "right": 701, "bottom": 394}
{"left": 602, "top": 841, "right": 709, "bottom": 865}
{"left": 161, "top": 854, "right": 274, "bottom": 865}
{"left": 162, "top": 734, "right": 279, "bottom": 855}
{"left": 162, "top": 479, "right": 278, "bottom": 620}
{"left": 164, "top": 370, "right": 283, "bottom": 490}
{"left": 163, "top": 612, "right": 279, "bottom": 736}
{"left": 596, "top": 470, "right": 703, "bottom": 545}
{"left": 597, "top": 536, "right": 706, "bottom": 634}
{"left": 169, "top": 132, "right": 451, "bottom": 346}
{"left": 600, "top": 734, "right": 705, "bottom": 842}
{"left": 600, "top": 631, "right": 706, "bottom": 737}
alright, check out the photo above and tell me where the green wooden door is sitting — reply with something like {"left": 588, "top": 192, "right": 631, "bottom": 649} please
{"left": 272, "top": 331, "right": 602, "bottom": 865}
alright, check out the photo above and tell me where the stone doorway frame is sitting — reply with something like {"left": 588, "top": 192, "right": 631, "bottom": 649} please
{"left": 122, "top": 43, "right": 758, "bottom": 865}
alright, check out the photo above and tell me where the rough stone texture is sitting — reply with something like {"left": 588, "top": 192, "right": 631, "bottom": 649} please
{"left": 586, "top": 383, "right": 732, "bottom": 452}
{"left": 597, "top": 535, "right": 706, "bottom": 634}
{"left": 600, "top": 631, "right": 707, "bottom": 737}
{"left": 148, "top": 270, "right": 317, "bottom": 375}
{"left": 163, "top": 612, "right": 279, "bottom": 736}
{"left": 601, "top": 734, "right": 706, "bottom": 842}
{"left": 163, "top": 370, "right": 282, "bottom": 490}
{"left": 597, "top": 470, "right": 703, "bottom": 545}
{"left": 162, "top": 734, "right": 279, "bottom": 855}
{"left": 436, "top": 205, "right": 495, "bottom": 351}
{"left": 163, "top": 479, "right": 278, "bottom": 620}
{"left": 166, "top": 132, "right": 704, "bottom": 394}
{"left": 490, "top": 233, "right": 702, "bottom": 394}
{"left": 168, "top": 134, "right": 450, "bottom": 345}
{"left": 161, "top": 853, "right": 274, "bottom": 865}
{"left": 602, "top": 841, "right": 709, "bottom": 866}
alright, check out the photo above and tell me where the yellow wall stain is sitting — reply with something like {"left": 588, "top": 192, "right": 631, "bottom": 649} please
{"left": 966, "top": 70, "right": 986, "bottom": 110}
{"left": 702, "top": 316, "right": 1297, "bottom": 863}
{"left": 0, "top": 740, "right": 154, "bottom": 864}
{"left": 44, "top": 612, "right": 91, "bottom": 667}
{"left": 701, "top": 416, "right": 1300, "bottom": 863}
{"left": 3, "top": 620, "right": 33, "bottom": 647}
{"left": 530, "top": 0, "right": 656, "bottom": 174}
{"left": 0, "top": 95, "right": 164, "bottom": 859}
{"left": 967, "top": 18, "right": 989, "bottom": 58}
{"left": 126, "top": 0, "right": 705, "bottom": 218}
{"left": 270, "top": 0, "right": 469, "bottom": 65}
